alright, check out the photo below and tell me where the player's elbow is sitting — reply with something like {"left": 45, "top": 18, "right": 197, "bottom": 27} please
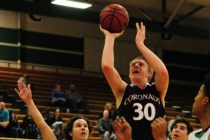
{"left": 159, "top": 69, "right": 169, "bottom": 86}
{"left": 102, "top": 64, "right": 110, "bottom": 72}
{"left": 102, "top": 61, "right": 111, "bottom": 69}
{"left": 162, "top": 68, "right": 169, "bottom": 79}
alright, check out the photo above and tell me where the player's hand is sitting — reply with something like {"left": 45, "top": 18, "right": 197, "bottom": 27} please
{"left": 113, "top": 117, "right": 132, "bottom": 140}
{"left": 151, "top": 116, "right": 167, "bottom": 140}
{"left": 14, "top": 81, "right": 32, "bottom": 104}
{"left": 100, "top": 25, "right": 124, "bottom": 39}
{"left": 135, "top": 22, "right": 146, "bottom": 45}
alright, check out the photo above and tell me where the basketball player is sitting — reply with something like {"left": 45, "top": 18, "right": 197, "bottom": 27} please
{"left": 188, "top": 73, "right": 210, "bottom": 139}
{"left": 15, "top": 81, "right": 56, "bottom": 140}
{"left": 100, "top": 22, "right": 169, "bottom": 140}
{"left": 151, "top": 73, "right": 210, "bottom": 140}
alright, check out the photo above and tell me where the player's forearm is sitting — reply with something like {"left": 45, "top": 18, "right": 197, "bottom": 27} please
{"left": 102, "top": 36, "right": 115, "bottom": 67}
{"left": 123, "top": 132, "right": 132, "bottom": 140}
{"left": 137, "top": 42, "right": 166, "bottom": 70}
{"left": 26, "top": 100, "right": 56, "bottom": 139}
{"left": 26, "top": 100, "right": 46, "bottom": 128}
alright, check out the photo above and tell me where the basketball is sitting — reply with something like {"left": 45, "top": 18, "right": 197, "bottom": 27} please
{"left": 100, "top": 4, "right": 129, "bottom": 33}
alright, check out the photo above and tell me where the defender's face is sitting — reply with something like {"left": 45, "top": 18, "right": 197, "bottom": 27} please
{"left": 70, "top": 119, "right": 89, "bottom": 140}
{"left": 171, "top": 122, "right": 188, "bottom": 140}
{"left": 192, "top": 84, "right": 205, "bottom": 117}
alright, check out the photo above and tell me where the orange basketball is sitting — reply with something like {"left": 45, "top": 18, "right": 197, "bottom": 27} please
{"left": 100, "top": 4, "right": 129, "bottom": 33}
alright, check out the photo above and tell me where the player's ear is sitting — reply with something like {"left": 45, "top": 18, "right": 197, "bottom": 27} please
{"left": 203, "top": 97, "right": 209, "bottom": 105}
{"left": 147, "top": 70, "right": 153, "bottom": 79}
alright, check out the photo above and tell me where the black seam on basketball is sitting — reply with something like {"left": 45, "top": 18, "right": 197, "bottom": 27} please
{"left": 113, "top": 15, "right": 122, "bottom": 32}
{"left": 100, "top": 15, "right": 112, "bottom": 25}
{"left": 109, "top": 5, "right": 118, "bottom": 32}
{"left": 114, "top": 11, "right": 129, "bottom": 21}
{"left": 100, "top": 11, "right": 128, "bottom": 21}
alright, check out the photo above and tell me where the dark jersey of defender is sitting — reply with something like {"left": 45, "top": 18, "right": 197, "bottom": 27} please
{"left": 117, "top": 83, "right": 166, "bottom": 140}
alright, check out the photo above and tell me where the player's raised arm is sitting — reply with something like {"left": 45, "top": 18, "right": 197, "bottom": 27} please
{"left": 135, "top": 22, "right": 169, "bottom": 104}
{"left": 100, "top": 25, "right": 127, "bottom": 107}
{"left": 14, "top": 81, "right": 56, "bottom": 140}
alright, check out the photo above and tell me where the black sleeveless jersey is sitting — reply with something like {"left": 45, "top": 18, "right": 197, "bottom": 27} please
{"left": 117, "top": 83, "right": 166, "bottom": 140}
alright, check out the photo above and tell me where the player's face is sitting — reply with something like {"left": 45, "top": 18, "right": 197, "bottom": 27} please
{"left": 129, "top": 58, "right": 150, "bottom": 81}
{"left": 171, "top": 122, "right": 188, "bottom": 140}
{"left": 192, "top": 84, "right": 205, "bottom": 117}
{"left": 70, "top": 119, "right": 89, "bottom": 140}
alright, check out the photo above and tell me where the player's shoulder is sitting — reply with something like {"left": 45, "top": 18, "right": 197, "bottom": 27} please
{"left": 188, "top": 128, "right": 203, "bottom": 140}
